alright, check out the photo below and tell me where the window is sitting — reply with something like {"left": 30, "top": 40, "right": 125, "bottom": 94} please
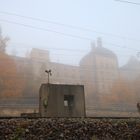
{"left": 64, "top": 95, "right": 74, "bottom": 107}
{"left": 64, "top": 100, "right": 68, "bottom": 106}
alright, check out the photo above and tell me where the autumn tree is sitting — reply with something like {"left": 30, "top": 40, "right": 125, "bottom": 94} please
{"left": 113, "top": 78, "right": 134, "bottom": 101}
{"left": 22, "top": 61, "right": 37, "bottom": 97}
{"left": 0, "top": 28, "right": 24, "bottom": 98}
{"left": 132, "top": 75, "right": 140, "bottom": 100}
{"left": 0, "top": 28, "right": 9, "bottom": 53}
{"left": 23, "top": 62, "right": 47, "bottom": 98}
{"left": 104, "top": 77, "right": 136, "bottom": 110}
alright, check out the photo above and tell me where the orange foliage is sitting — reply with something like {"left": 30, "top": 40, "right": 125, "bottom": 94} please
{"left": 106, "top": 77, "right": 135, "bottom": 105}
{"left": 0, "top": 52, "right": 24, "bottom": 98}
{"left": 132, "top": 76, "right": 140, "bottom": 98}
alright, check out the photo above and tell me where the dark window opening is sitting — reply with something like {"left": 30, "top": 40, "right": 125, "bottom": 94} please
{"left": 64, "top": 95, "right": 74, "bottom": 108}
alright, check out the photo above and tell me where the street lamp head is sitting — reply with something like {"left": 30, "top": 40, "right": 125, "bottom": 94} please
{"left": 45, "top": 70, "right": 52, "bottom": 75}
{"left": 45, "top": 70, "right": 49, "bottom": 73}
{"left": 45, "top": 69, "right": 52, "bottom": 84}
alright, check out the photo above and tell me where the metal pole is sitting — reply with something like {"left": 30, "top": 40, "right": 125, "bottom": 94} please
{"left": 48, "top": 73, "right": 49, "bottom": 84}
{"left": 45, "top": 69, "right": 52, "bottom": 84}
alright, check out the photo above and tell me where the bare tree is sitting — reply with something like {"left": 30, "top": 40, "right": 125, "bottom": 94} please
{"left": 0, "top": 27, "right": 9, "bottom": 53}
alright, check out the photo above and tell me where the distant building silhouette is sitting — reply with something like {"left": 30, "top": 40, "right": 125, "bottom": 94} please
{"left": 4, "top": 37, "right": 140, "bottom": 116}
{"left": 11, "top": 38, "right": 120, "bottom": 108}
{"left": 80, "top": 38, "right": 119, "bottom": 106}
{"left": 120, "top": 56, "right": 140, "bottom": 80}
{"left": 30, "top": 48, "right": 50, "bottom": 61}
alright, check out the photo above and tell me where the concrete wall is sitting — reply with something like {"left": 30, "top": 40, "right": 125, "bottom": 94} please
{"left": 39, "top": 84, "right": 85, "bottom": 117}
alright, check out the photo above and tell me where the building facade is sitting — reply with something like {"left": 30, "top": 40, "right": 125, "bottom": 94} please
{"left": 12, "top": 38, "right": 120, "bottom": 108}
{"left": 80, "top": 38, "right": 119, "bottom": 106}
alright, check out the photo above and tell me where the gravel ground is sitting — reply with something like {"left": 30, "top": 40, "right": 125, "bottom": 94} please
{"left": 0, "top": 118, "right": 140, "bottom": 140}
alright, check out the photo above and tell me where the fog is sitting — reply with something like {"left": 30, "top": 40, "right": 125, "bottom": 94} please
{"left": 0, "top": 0, "right": 140, "bottom": 116}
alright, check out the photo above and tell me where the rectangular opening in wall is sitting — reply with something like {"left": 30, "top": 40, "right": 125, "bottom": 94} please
{"left": 64, "top": 95, "right": 74, "bottom": 107}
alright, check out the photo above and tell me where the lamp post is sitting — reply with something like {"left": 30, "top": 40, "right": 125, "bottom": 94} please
{"left": 45, "top": 69, "right": 52, "bottom": 84}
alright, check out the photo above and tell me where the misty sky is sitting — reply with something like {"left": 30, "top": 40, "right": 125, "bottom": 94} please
{"left": 0, "top": 0, "right": 140, "bottom": 66}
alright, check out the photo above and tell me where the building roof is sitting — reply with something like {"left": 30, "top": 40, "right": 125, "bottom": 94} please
{"left": 120, "top": 57, "right": 140, "bottom": 80}
{"left": 80, "top": 46, "right": 117, "bottom": 65}
{"left": 120, "top": 56, "right": 140, "bottom": 70}
{"left": 91, "top": 37, "right": 116, "bottom": 58}
{"left": 93, "top": 46, "right": 117, "bottom": 58}
{"left": 30, "top": 48, "right": 50, "bottom": 61}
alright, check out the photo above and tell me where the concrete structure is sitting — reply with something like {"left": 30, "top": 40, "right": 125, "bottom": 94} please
{"left": 39, "top": 84, "right": 85, "bottom": 117}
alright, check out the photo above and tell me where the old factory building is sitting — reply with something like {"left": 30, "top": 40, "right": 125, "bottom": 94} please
{"left": 1, "top": 38, "right": 140, "bottom": 116}
{"left": 11, "top": 38, "right": 119, "bottom": 114}
{"left": 80, "top": 38, "right": 119, "bottom": 106}
{"left": 1, "top": 37, "right": 128, "bottom": 116}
